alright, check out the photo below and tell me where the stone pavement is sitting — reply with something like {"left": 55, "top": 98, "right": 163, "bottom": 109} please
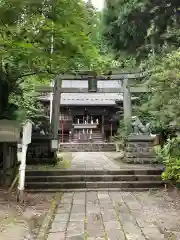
{"left": 70, "top": 152, "right": 119, "bottom": 170}
{"left": 69, "top": 152, "right": 162, "bottom": 170}
{"left": 27, "top": 152, "right": 162, "bottom": 171}
{"left": 47, "top": 190, "right": 180, "bottom": 240}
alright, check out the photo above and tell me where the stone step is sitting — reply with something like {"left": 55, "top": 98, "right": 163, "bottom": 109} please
{"left": 59, "top": 143, "right": 116, "bottom": 152}
{"left": 72, "top": 137, "right": 103, "bottom": 140}
{"left": 71, "top": 137, "right": 103, "bottom": 140}
{"left": 26, "top": 169, "right": 163, "bottom": 176}
{"left": 25, "top": 181, "right": 166, "bottom": 189}
{"left": 72, "top": 133, "right": 103, "bottom": 139}
{"left": 25, "top": 175, "right": 162, "bottom": 182}
{"left": 124, "top": 157, "right": 159, "bottom": 164}
{"left": 70, "top": 141, "right": 104, "bottom": 144}
{"left": 73, "top": 134, "right": 102, "bottom": 136}
{"left": 90, "top": 135, "right": 102, "bottom": 137}
{"left": 26, "top": 188, "right": 161, "bottom": 193}
{"left": 71, "top": 140, "right": 104, "bottom": 143}
{"left": 126, "top": 153, "right": 156, "bottom": 157}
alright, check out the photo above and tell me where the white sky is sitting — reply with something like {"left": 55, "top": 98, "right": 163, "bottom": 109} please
{"left": 85, "top": 0, "right": 104, "bottom": 10}
{"left": 92, "top": 0, "right": 104, "bottom": 10}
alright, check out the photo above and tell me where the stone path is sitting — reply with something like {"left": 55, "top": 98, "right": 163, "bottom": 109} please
{"left": 70, "top": 152, "right": 120, "bottom": 170}
{"left": 27, "top": 152, "right": 162, "bottom": 171}
{"left": 47, "top": 190, "right": 180, "bottom": 240}
{"left": 69, "top": 152, "right": 162, "bottom": 170}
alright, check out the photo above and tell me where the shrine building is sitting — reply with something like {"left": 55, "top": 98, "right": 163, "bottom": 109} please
{"left": 38, "top": 77, "right": 136, "bottom": 143}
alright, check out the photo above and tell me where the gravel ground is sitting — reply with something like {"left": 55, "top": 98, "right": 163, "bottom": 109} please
{"left": 0, "top": 190, "right": 54, "bottom": 240}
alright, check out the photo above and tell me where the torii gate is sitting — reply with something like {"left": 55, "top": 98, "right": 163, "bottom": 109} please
{"left": 36, "top": 71, "right": 148, "bottom": 150}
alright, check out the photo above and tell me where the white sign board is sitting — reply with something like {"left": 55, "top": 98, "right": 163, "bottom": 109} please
{"left": 0, "top": 120, "right": 20, "bottom": 142}
{"left": 51, "top": 139, "right": 58, "bottom": 151}
{"left": 22, "top": 120, "right": 33, "bottom": 145}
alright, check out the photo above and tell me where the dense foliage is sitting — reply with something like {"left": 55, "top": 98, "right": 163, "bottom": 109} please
{"left": 155, "top": 137, "right": 180, "bottom": 182}
{"left": 0, "top": 0, "right": 102, "bottom": 120}
{"left": 103, "top": 0, "right": 180, "bottom": 127}
{"left": 140, "top": 49, "right": 180, "bottom": 127}
{"left": 9, "top": 77, "right": 46, "bottom": 121}
{"left": 103, "top": 0, "right": 180, "bottom": 182}
{"left": 103, "top": 0, "right": 180, "bottom": 59}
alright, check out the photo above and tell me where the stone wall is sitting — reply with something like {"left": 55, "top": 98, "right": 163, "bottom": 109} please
{"left": 59, "top": 143, "right": 116, "bottom": 152}
{"left": 124, "top": 135, "right": 158, "bottom": 164}
{"left": 27, "top": 135, "right": 55, "bottom": 164}
{"left": 0, "top": 143, "right": 18, "bottom": 187}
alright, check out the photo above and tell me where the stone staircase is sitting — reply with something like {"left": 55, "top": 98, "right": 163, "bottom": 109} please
{"left": 25, "top": 168, "right": 166, "bottom": 192}
{"left": 71, "top": 130, "right": 103, "bottom": 143}
{"left": 91, "top": 130, "right": 103, "bottom": 143}
{"left": 71, "top": 131, "right": 80, "bottom": 143}
{"left": 58, "top": 134, "right": 69, "bottom": 143}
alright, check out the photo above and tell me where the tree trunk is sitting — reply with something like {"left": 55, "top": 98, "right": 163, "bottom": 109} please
{"left": 0, "top": 62, "right": 10, "bottom": 118}
{"left": 0, "top": 80, "right": 9, "bottom": 117}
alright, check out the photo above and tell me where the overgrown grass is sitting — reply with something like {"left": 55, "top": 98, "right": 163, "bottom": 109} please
{"left": 27, "top": 153, "right": 72, "bottom": 170}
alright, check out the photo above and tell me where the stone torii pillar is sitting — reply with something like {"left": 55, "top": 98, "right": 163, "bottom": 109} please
{"left": 51, "top": 77, "right": 61, "bottom": 150}
{"left": 123, "top": 78, "right": 132, "bottom": 131}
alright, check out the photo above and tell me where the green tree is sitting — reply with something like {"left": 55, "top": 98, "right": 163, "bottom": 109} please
{"left": 8, "top": 76, "right": 46, "bottom": 121}
{"left": 0, "top": 0, "right": 101, "bottom": 119}
{"left": 140, "top": 49, "right": 180, "bottom": 128}
{"left": 103, "top": 0, "right": 180, "bottom": 59}
{"left": 103, "top": 0, "right": 180, "bottom": 130}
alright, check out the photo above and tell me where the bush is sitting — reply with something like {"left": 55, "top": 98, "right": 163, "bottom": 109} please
{"left": 155, "top": 137, "right": 180, "bottom": 182}
{"left": 114, "top": 120, "right": 132, "bottom": 144}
